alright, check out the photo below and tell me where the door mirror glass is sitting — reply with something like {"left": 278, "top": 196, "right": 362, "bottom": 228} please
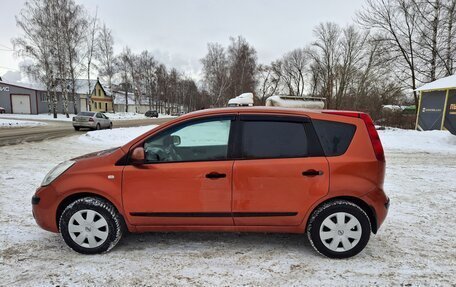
{"left": 171, "top": 135, "right": 181, "bottom": 146}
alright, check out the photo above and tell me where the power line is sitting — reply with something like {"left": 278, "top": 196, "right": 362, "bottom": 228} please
{"left": 0, "top": 43, "right": 13, "bottom": 50}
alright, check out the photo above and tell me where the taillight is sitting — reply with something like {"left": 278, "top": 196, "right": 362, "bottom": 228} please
{"left": 89, "top": 117, "right": 94, "bottom": 122}
{"left": 322, "top": 110, "right": 385, "bottom": 162}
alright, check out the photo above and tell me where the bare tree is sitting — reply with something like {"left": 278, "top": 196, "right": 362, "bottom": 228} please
{"left": 96, "top": 23, "right": 116, "bottom": 91}
{"left": 116, "top": 47, "right": 133, "bottom": 112}
{"left": 357, "top": 0, "right": 420, "bottom": 107}
{"left": 201, "top": 43, "right": 230, "bottom": 106}
{"left": 85, "top": 7, "right": 98, "bottom": 105}
{"left": 138, "top": 51, "right": 157, "bottom": 111}
{"left": 275, "top": 48, "right": 309, "bottom": 97}
{"left": 309, "top": 22, "right": 341, "bottom": 108}
{"left": 60, "top": 0, "right": 89, "bottom": 115}
{"left": 13, "top": 0, "right": 58, "bottom": 117}
{"left": 442, "top": 0, "right": 456, "bottom": 75}
{"left": 227, "top": 36, "right": 257, "bottom": 98}
{"left": 256, "top": 64, "right": 281, "bottom": 104}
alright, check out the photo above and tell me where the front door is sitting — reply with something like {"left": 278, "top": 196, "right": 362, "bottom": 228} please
{"left": 122, "top": 116, "right": 235, "bottom": 226}
{"left": 232, "top": 116, "right": 329, "bottom": 226}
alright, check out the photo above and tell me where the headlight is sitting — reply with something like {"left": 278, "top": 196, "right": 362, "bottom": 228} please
{"left": 41, "top": 161, "right": 75, "bottom": 186}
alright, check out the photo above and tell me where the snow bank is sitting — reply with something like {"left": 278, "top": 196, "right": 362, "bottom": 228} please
{"left": 0, "top": 113, "right": 74, "bottom": 122}
{"left": 0, "top": 112, "right": 175, "bottom": 122}
{"left": 379, "top": 128, "right": 456, "bottom": 154}
{"left": 104, "top": 112, "right": 175, "bottom": 121}
{"left": 0, "top": 118, "right": 47, "bottom": 128}
{"left": 78, "top": 125, "right": 158, "bottom": 146}
{"left": 103, "top": 112, "right": 146, "bottom": 120}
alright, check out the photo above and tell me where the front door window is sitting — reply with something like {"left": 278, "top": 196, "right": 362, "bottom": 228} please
{"left": 144, "top": 117, "right": 232, "bottom": 163}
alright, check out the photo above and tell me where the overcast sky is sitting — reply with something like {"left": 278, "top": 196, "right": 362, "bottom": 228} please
{"left": 0, "top": 0, "right": 364, "bottom": 83}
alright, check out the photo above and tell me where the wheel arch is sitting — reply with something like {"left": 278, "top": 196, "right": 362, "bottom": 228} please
{"left": 55, "top": 192, "right": 126, "bottom": 232}
{"left": 306, "top": 196, "right": 378, "bottom": 234}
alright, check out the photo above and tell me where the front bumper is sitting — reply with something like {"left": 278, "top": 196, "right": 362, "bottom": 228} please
{"left": 32, "top": 185, "right": 60, "bottom": 233}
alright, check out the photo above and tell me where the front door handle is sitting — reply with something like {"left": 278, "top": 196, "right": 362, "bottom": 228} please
{"left": 302, "top": 169, "right": 324, "bottom": 177}
{"left": 205, "top": 172, "right": 226, "bottom": 179}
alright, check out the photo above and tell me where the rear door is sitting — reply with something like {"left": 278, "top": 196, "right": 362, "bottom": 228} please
{"left": 232, "top": 115, "right": 329, "bottom": 226}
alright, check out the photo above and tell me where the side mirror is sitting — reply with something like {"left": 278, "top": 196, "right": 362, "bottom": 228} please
{"left": 130, "top": 147, "right": 145, "bottom": 164}
{"left": 171, "top": 135, "right": 181, "bottom": 146}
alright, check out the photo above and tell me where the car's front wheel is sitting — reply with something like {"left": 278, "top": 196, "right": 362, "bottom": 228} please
{"left": 307, "top": 200, "right": 371, "bottom": 259}
{"left": 59, "top": 197, "right": 124, "bottom": 254}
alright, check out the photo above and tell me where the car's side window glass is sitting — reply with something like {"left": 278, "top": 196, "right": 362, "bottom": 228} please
{"left": 241, "top": 120, "right": 307, "bottom": 159}
{"left": 96, "top": 113, "right": 102, "bottom": 118}
{"left": 144, "top": 118, "right": 232, "bottom": 163}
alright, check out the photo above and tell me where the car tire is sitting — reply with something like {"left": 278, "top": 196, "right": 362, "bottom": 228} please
{"left": 59, "top": 197, "right": 124, "bottom": 254}
{"left": 307, "top": 200, "right": 371, "bottom": 259}
{"left": 109, "top": 122, "right": 113, "bottom": 129}
{"left": 74, "top": 127, "right": 80, "bottom": 131}
{"left": 96, "top": 123, "right": 101, "bottom": 130}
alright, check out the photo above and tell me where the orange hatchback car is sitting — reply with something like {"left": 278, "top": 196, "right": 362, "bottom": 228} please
{"left": 32, "top": 107, "right": 389, "bottom": 258}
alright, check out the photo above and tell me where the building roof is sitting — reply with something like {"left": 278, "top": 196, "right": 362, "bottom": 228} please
{"left": 0, "top": 79, "right": 46, "bottom": 91}
{"left": 0, "top": 78, "right": 108, "bottom": 96}
{"left": 415, "top": 74, "right": 456, "bottom": 92}
{"left": 64, "top": 79, "right": 98, "bottom": 95}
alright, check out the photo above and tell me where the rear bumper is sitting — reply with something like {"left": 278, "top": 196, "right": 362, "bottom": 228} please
{"left": 361, "top": 188, "right": 389, "bottom": 232}
{"left": 73, "top": 122, "right": 96, "bottom": 128}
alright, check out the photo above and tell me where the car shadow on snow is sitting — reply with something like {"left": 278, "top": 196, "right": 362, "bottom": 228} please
{"left": 115, "top": 231, "right": 313, "bottom": 253}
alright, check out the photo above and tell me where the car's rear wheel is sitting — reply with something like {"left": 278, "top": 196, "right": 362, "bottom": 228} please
{"left": 307, "top": 200, "right": 371, "bottom": 259}
{"left": 59, "top": 197, "right": 124, "bottom": 254}
{"left": 96, "top": 123, "right": 101, "bottom": 130}
{"left": 109, "top": 122, "right": 113, "bottom": 129}
{"left": 74, "top": 127, "right": 80, "bottom": 131}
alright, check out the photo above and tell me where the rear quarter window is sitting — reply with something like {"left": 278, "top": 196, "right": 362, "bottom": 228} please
{"left": 312, "top": 119, "right": 356, "bottom": 156}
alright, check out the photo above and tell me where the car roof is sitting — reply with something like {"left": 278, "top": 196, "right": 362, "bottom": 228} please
{"left": 182, "top": 106, "right": 323, "bottom": 118}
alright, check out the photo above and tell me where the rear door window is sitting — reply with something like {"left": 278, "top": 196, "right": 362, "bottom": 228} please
{"left": 312, "top": 119, "right": 356, "bottom": 156}
{"left": 240, "top": 120, "right": 308, "bottom": 159}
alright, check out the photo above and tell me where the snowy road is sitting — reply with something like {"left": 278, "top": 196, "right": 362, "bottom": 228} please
{"left": 0, "top": 128, "right": 455, "bottom": 286}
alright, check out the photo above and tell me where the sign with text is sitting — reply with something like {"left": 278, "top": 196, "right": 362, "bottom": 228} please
{"left": 0, "top": 86, "right": 10, "bottom": 92}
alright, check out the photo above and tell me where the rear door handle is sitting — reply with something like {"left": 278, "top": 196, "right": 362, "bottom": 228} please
{"left": 302, "top": 169, "right": 324, "bottom": 177}
{"left": 205, "top": 172, "right": 226, "bottom": 179}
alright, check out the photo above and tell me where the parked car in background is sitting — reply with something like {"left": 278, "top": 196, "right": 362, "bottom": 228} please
{"left": 0, "top": 106, "right": 5, "bottom": 113}
{"left": 72, "top": 112, "right": 112, "bottom": 131}
{"left": 145, "top": 110, "right": 159, "bottom": 118}
{"left": 171, "top": 111, "right": 185, "bottom": 117}
{"left": 33, "top": 107, "right": 389, "bottom": 258}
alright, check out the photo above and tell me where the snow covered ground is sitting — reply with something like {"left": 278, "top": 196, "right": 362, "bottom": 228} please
{"left": 0, "top": 113, "right": 75, "bottom": 122}
{"left": 0, "top": 128, "right": 455, "bottom": 286}
{"left": 0, "top": 118, "right": 47, "bottom": 128}
{"left": 103, "top": 112, "right": 176, "bottom": 120}
{"left": 0, "top": 112, "right": 175, "bottom": 122}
